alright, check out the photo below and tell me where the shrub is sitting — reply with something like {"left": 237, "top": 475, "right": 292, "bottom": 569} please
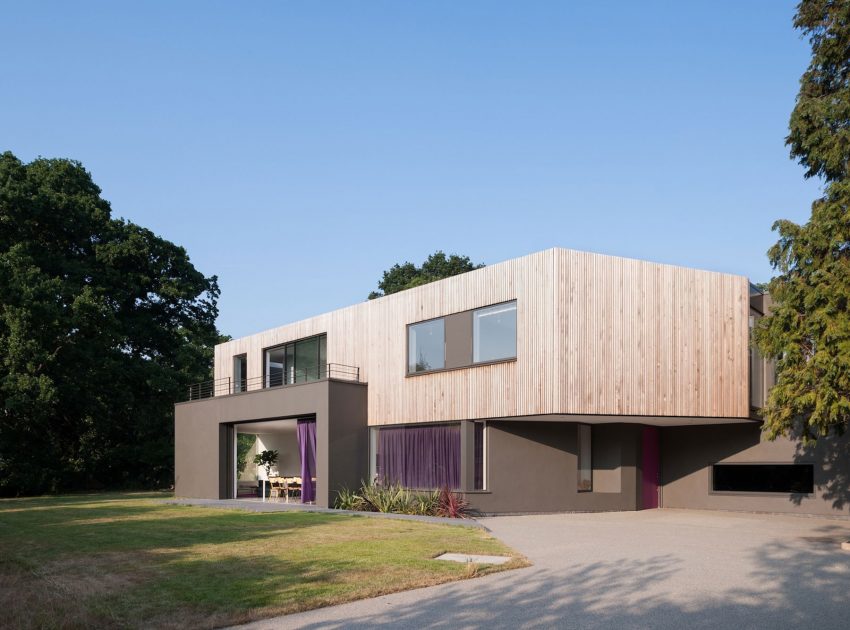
{"left": 361, "top": 482, "right": 416, "bottom": 513}
{"left": 333, "top": 482, "right": 470, "bottom": 518}
{"left": 437, "top": 485, "right": 471, "bottom": 519}
{"left": 411, "top": 490, "right": 441, "bottom": 516}
{"left": 334, "top": 486, "right": 367, "bottom": 511}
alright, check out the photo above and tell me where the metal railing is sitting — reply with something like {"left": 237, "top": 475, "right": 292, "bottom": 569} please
{"left": 184, "top": 363, "right": 361, "bottom": 401}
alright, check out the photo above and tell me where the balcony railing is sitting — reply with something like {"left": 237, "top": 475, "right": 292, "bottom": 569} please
{"left": 184, "top": 363, "right": 361, "bottom": 401}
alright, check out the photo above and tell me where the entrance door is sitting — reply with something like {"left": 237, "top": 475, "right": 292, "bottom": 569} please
{"left": 641, "top": 427, "right": 660, "bottom": 509}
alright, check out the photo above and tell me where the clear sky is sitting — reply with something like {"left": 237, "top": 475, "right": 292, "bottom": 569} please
{"left": 1, "top": 1, "right": 820, "bottom": 339}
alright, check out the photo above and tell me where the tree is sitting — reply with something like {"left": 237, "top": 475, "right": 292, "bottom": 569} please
{"left": 753, "top": 1, "right": 850, "bottom": 441}
{"left": 0, "top": 151, "right": 220, "bottom": 495}
{"left": 367, "top": 251, "right": 484, "bottom": 299}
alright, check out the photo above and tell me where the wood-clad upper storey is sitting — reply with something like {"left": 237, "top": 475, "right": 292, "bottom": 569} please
{"left": 214, "top": 248, "right": 751, "bottom": 425}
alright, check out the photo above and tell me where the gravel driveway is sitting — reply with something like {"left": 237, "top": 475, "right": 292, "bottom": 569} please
{"left": 235, "top": 509, "right": 850, "bottom": 629}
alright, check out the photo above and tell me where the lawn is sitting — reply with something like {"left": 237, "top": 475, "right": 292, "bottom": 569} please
{"left": 0, "top": 493, "right": 525, "bottom": 629}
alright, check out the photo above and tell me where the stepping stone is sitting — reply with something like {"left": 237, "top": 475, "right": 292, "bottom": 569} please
{"left": 435, "top": 553, "right": 512, "bottom": 565}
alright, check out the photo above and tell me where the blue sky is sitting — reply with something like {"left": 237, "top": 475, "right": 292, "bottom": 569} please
{"left": 1, "top": 1, "right": 819, "bottom": 338}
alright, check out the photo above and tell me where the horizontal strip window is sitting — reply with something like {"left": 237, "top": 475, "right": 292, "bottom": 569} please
{"left": 407, "top": 300, "right": 516, "bottom": 375}
{"left": 712, "top": 464, "right": 814, "bottom": 494}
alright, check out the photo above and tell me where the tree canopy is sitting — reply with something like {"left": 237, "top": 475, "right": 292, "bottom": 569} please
{"left": 754, "top": 0, "right": 850, "bottom": 441}
{"left": 0, "top": 151, "right": 220, "bottom": 495}
{"left": 367, "top": 251, "right": 484, "bottom": 299}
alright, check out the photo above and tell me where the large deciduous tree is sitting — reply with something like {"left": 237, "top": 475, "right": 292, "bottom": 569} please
{"left": 754, "top": 0, "right": 850, "bottom": 441}
{"left": 367, "top": 251, "right": 484, "bottom": 299}
{"left": 0, "top": 151, "right": 220, "bottom": 495}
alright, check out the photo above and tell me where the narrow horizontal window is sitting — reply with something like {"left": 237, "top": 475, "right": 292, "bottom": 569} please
{"left": 473, "top": 301, "right": 517, "bottom": 363}
{"left": 712, "top": 464, "right": 814, "bottom": 494}
{"left": 408, "top": 318, "right": 445, "bottom": 373}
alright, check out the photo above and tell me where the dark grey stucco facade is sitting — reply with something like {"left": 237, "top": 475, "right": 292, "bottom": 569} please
{"left": 464, "top": 422, "right": 643, "bottom": 514}
{"left": 174, "top": 379, "right": 367, "bottom": 508}
{"left": 661, "top": 424, "right": 850, "bottom": 517}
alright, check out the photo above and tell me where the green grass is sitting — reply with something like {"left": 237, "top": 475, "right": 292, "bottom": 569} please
{"left": 0, "top": 492, "right": 525, "bottom": 629}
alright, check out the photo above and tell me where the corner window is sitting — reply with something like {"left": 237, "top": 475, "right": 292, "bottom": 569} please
{"left": 473, "top": 301, "right": 517, "bottom": 363}
{"left": 408, "top": 318, "right": 445, "bottom": 373}
{"left": 577, "top": 424, "right": 592, "bottom": 492}
{"left": 712, "top": 464, "right": 813, "bottom": 494}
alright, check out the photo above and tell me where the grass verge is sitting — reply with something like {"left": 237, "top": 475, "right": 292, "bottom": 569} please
{"left": 0, "top": 492, "right": 526, "bottom": 629}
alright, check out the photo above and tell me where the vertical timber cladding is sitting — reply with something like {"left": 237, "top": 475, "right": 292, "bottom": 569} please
{"left": 213, "top": 248, "right": 751, "bottom": 425}
{"left": 556, "top": 250, "right": 750, "bottom": 419}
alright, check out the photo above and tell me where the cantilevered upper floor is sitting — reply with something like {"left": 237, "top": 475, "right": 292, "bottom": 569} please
{"left": 198, "top": 248, "right": 763, "bottom": 426}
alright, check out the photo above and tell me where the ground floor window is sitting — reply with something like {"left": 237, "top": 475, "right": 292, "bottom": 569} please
{"left": 376, "top": 424, "right": 460, "bottom": 489}
{"left": 577, "top": 424, "right": 592, "bottom": 492}
{"left": 473, "top": 421, "right": 485, "bottom": 490}
{"left": 712, "top": 463, "right": 814, "bottom": 494}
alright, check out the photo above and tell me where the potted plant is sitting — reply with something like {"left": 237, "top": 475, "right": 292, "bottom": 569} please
{"left": 253, "top": 449, "right": 279, "bottom": 499}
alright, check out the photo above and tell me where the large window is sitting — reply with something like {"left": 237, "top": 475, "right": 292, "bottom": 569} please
{"left": 376, "top": 424, "right": 460, "bottom": 489}
{"left": 408, "top": 318, "right": 445, "bottom": 373}
{"left": 577, "top": 424, "right": 592, "bottom": 492}
{"left": 712, "top": 464, "right": 814, "bottom": 494}
{"left": 473, "top": 301, "right": 517, "bottom": 363}
{"left": 265, "top": 334, "right": 327, "bottom": 387}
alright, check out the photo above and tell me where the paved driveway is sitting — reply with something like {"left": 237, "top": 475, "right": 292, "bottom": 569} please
{"left": 237, "top": 509, "right": 850, "bottom": 629}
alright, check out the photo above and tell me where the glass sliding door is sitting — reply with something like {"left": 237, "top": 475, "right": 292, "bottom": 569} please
{"left": 295, "top": 336, "right": 320, "bottom": 382}
{"left": 266, "top": 346, "right": 286, "bottom": 387}
{"left": 264, "top": 334, "right": 327, "bottom": 387}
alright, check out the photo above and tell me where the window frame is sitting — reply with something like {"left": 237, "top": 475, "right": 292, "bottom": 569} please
{"left": 577, "top": 424, "right": 592, "bottom": 492}
{"left": 472, "top": 300, "right": 518, "bottom": 365}
{"left": 262, "top": 333, "right": 327, "bottom": 388}
{"left": 406, "top": 316, "right": 446, "bottom": 375}
{"left": 710, "top": 462, "right": 815, "bottom": 495}
{"left": 233, "top": 353, "right": 247, "bottom": 393}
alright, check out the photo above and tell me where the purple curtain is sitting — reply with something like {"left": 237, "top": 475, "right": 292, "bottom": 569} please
{"left": 378, "top": 424, "right": 460, "bottom": 489}
{"left": 297, "top": 419, "right": 317, "bottom": 503}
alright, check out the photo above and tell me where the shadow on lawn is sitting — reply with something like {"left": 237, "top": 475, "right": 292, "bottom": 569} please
{"left": 282, "top": 535, "right": 850, "bottom": 630}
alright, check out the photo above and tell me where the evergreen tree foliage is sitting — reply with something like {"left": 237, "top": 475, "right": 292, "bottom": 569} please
{"left": 0, "top": 151, "right": 220, "bottom": 495}
{"left": 754, "top": 0, "right": 850, "bottom": 440}
{"left": 367, "top": 251, "right": 484, "bottom": 299}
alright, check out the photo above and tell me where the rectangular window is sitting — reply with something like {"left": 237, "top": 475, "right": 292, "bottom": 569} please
{"left": 233, "top": 354, "right": 247, "bottom": 393}
{"left": 265, "top": 334, "right": 327, "bottom": 387}
{"left": 712, "top": 464, "right": 814, "bottom": 494}
{"left": 473, "top": 301, "right": 517, "bottom": 363}
{"left": 473, "top": 421, "right": 486, "bottom": 490}
{"left": 577, "top": 424, "right": 592, "bottom": 492}
{"left": 408, "top": 318, "right": 445, "bottom": 373}
{"left": 376, "top": 424, "right": 460, "bottom": 489}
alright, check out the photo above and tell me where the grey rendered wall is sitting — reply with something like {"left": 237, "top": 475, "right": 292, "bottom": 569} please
{"left": 174, "top": 380, "right": 368, "bottom": 507}
{"left": 326, "top": 381, "right": 369, "bottom": 499}
{"left": 467, "top": 422, "right": 640, "bottom": 514}
{"left": 661, "top": 424, "right": 850, "bottom": 516}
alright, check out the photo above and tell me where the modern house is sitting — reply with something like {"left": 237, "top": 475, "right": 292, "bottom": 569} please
{"left": 174, "top": 248, "right": 850, "bottom": 516}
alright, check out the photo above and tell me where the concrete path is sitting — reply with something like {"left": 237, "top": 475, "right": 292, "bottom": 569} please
{"left": 234, "top": 509, "right": 850, "bottom": 629}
